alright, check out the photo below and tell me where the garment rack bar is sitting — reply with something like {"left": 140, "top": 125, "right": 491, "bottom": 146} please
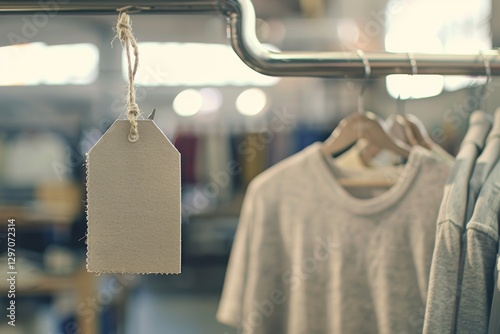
{"left": 1, "top": 0, "right": 499, "bottom": 78}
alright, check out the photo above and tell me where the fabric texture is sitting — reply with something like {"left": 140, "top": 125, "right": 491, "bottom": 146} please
{"left": 488, "top": 246, "right": 500, "bottom": 334}
{"left": 455, "top": 112, "right": 498, "bottom": 333}
{"left": 217, "top": 142, "right": 450, "bottom": 334}
{"left": 174, "top": 131, "right": 198, "bottom": 184}
{"left": 423, "top": 110, "right": 492, "bottom": 334}
{"left": 456, "top": 160, "right": 500, "bottom": 333}
{"left": 486, "top": 108, "right": 500, "bottom": 334}
{"left": 465, "top": 114, "right": 495, "bottom": 223}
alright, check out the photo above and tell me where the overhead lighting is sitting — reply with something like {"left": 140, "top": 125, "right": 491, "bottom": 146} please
{"left": 384, "top": 0, "right": 491, "bottom": 98}
{"left": 0, "top": 43, "right": 99, "bottom": 86}
{"left": 386, "top": 74, "right": 444, "bottom": 100}
{"left": 125, "top": 42, "right": 280, "bottom": 87}
{"left": 173, "top": 89, "right": 203, "bottom": 117}
{"left": 236, "top": 88, "right": 268, "bottom": 116}
{"left": 199, "top": 88, "right": 222, "bottom": 113}
{"left": 384, "top": 32, "right": 444, "bottom": 99}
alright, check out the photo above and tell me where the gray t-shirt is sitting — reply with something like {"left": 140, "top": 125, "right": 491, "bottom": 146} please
{"left": 217, "top": 143, "right": 450, "bottom": 334}
{"left": 465, "top": 115, "right": 494, "bottom": 224}
{"left": 456, "top": 159, "right": 500, "bottom": 333}
{"left": 489, "top": 246, "right": 500, "bottom": 334}
{"left": 423, "top": 110, "right": 492, "bottom": 334}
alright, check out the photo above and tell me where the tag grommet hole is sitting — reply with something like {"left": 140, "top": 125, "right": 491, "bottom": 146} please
{"left": 128, "top": 133, "right": 139, "bottom": 142}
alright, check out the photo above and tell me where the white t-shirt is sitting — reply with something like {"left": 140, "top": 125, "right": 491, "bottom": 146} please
{"left": 217, "top": 142, "right": 451, "bottom": 334}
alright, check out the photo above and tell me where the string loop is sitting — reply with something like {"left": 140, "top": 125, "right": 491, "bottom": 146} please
{"left": 115, "top": 10, "right": 141, "bottom": 142}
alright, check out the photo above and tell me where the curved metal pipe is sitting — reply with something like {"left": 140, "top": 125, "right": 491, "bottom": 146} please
{"left": 222, "top": 0, "right": 500, "bottom": 77}
{"left": 0, "top": 0, "right": 499, "bottom": 77}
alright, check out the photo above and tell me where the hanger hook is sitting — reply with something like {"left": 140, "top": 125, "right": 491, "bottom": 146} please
{"left": 408, "top": 52, "right": 418, "bottom": 76}
{"left": 479, "top": 50, "right": 492, "bottom": 111}
{"left": 403, "top": 52, "right": 418, "bottom": 103}
{"left": 356, "top": 49, "right": 371, "bottom": 115}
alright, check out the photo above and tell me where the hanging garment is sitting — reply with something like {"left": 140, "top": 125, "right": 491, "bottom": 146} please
{"left": 489, "top": 247, "right": 500, "bottom": 334}
{"left": 336, "top": 139, "right": 453, "bottom": 168}
{"left": 423, "top": 110, "right": 492, "bottom": 334}
{"left": 465, "top": 113, "right": 499, "bottom": 224}
{"left": 456, "top": 111, "right": 500, "bottom": 332}
{"left": 199, "top": 129, "right": 233, "bottom": 202}
{"left": 173, "top": 132, "right": 198, "bottom": 184}
{"left": 292, "top": 125, "right": 330, "bottom": 153}
{"left": 486, "top": 109, "right": 500, "bottom": 334}
{"left": 456, "top": 159, "right": 500, "bottom": 333}
{"left": 230, "top": 132, "right": 246, "bottom": 189}
{"left": 217, "top": 142, "right": 450, "bottom": 334}
{"left": 459, "top": 109, "right": 500, "bottom": 334}
{"left": 333, "top": 140, "right": 406, "bottom": 186}
{"left": 268, "top": 129, "right": 294, "bottom": 166}
{"left": 241, "top": 133, "right": 268, "bottom": 186}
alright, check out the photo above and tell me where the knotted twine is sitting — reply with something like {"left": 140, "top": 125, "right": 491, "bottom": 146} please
{"left": 114, "top": 10, "right": 141, "bottom": 142}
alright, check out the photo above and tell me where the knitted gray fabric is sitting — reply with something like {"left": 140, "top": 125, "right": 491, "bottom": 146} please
{"left": 457, "top": 160, "right": 500, "bottom": 333}
{"left": 218, "top": 143, "right": 450, "bottom": 334}
{"left": 423, "top": 111, "right": 492, "bottom": 334}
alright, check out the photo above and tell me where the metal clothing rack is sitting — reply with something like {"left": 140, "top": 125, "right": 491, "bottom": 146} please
{"left": 0, "top": 0, "right": 499, "bottom": 78}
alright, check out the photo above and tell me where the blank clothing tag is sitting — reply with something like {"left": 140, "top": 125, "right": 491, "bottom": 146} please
{"left": 86, "top": 120, "right": 181, "bottom": 274}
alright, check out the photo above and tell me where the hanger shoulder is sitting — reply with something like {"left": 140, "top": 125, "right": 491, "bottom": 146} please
{"left": 321, "top": 112, "right": 410, "bottom": 159}
{"left": 320, "top": 114, "right": 362, "bottom": 156}
{"left": 362, "top": 113, "right": 411, "bottom": 159}
{"left": 404, "top": 114, "right": 433, "bottom": 149}
{"left": 487, "top": 108, "right": 500, "bottom": 142}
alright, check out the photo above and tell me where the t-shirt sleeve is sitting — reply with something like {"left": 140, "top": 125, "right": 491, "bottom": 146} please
{"left": 456, "top": 226, "right": 498, "bottom": 334}
{"left": 216, "top": 184, "right": 256, "bottom": 327}
{"left": 423, "top": 221, "right": 462, "bottom": 334}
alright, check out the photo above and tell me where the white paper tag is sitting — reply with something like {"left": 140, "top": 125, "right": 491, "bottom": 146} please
{"left": 86, "top": 120, "right": 181, "bottom": 274}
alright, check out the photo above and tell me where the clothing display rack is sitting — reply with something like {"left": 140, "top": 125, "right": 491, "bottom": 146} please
{"left": 1, "top": 0, "right": 499, "bottom": 78}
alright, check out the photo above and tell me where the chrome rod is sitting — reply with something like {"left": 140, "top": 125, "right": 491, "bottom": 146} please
{"left": 0, "top": 1, "right": 219, "bottom": 14}
{"left": 0, "top": 0, "right": 499, "bottom": 77}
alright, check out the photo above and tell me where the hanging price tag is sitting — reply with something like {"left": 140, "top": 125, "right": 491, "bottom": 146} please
{"left": 86, "top": 10, "right": 181, "bottom": 274}
{"left": 86, "top": 120, "right": 181, "bottom": 274}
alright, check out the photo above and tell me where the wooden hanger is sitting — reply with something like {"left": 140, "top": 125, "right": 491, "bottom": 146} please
{"left": 321, "top": 111, "right": 411, "bottom": 159}
{"left": 321, "top": 50, "right": 411, "bottom": 159}
{"left": 487, "top": 108, "right": 500, "bottom": 143}
{"left": 479, "top": 50, "right": 492, "bottom": 113}
{"left": 321, "top": 50, "right": 411, "bottom": 187}
{"left": 357, "top": 53, "right": 433, "bottom": 164}
{"left": 392, "top": 54, "right": 432, "bottom": 149}
{"left": 322, "top": 113, "right": 409, "bottom": 188}
{"left": 385, "top": 96, "right": 432, "bottom": 150}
